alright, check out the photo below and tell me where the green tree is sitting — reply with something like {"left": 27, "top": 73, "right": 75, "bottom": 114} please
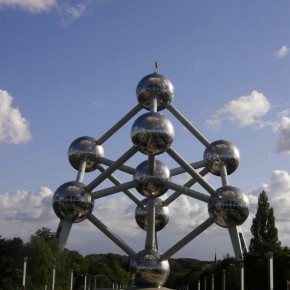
{"left": 0, "top": 236, "right": 24, "bottom": 290}
{"left": 249, "top": 191, "right": 281, "bottom": 254}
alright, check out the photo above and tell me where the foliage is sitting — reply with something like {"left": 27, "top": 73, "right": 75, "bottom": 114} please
{"left": 249, "top": 191, "right": 281, "bottom": 254}
{"left": 1, "top": 224, "right": 290, "bottom": 290}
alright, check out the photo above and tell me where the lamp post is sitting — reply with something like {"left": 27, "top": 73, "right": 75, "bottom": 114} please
{"left": 70, "top": 269, "right": 74, "bottom": 290}
{"left": 222, "top": 269, "right": 226, "bottom": 290}
{"left": 22, "top": 257, "right": 28, "bottom": 289}
{"left": 268, "top": 252, "right": 274, "bottom": 290}
{"left": 52, "top": 263, "right": 56, "bottom": 290}
{"left": 240, "top": 262, "right": 244, "bottom": 290}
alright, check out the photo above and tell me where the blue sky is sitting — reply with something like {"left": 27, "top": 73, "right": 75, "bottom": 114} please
{"left": 1, "top": 0, "right": 290, "bottom": 261}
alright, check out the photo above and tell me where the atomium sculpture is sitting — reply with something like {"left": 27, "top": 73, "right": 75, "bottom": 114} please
{"left": 53, "top": 71, "right": 249, "bottom": 289}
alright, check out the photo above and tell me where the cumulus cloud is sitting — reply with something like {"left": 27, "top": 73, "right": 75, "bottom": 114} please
{"left": 274, "top": 46, "right": 289, "bottom": 58}
{"left": 0, "top": 0, "right": 56, "bottom": 13}
{"left": 0, "top": 0, "right": 96, "bottom": 23}
{"left": 206, "top": 91, "right": 271, "bottom": 129}
{"left": 271, "top": 110, "right": 290, "bottom": 154}
{"left": 0, "top": 90, "right": 32, "bottom": 144}
{"left": 0, "top": 187, "right": 57, "bottom": 240}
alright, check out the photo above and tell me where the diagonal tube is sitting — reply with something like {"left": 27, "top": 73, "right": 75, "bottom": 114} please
{"left": 85, "top": 146, "right": 138, "bottom": 192}
{"left": 97, "top": 164, "right": 142, "bottom": 206}
{"left": 159, "top": 217, "right": 214, "bottom": 261}
{"left": 168, "top": 104, "right": 210, "bottom": 147}
{"left": 97, "top": 104, "right": 143, "bottom": 145}
{"left": 167, "top": 147, "right": 216, "bottom": 196}
{"left": 87, "top": 213, "right": 137, "bottom": 259}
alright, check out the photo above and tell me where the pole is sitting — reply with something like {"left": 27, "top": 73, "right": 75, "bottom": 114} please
{"left": 84, "top": 274, "right": 87, "bottom": 290}
{"left": 222, "top": 269, "right": 226, "bottom": 290}
{"left": 197, "top": 280, "right": 200, "bottom": 290}
{"left": 70, "top": 269, "right": 74, "bottom": 290}
{"left": 240, "top": 262, "right": 244, "bottom": 290}
{"left": 52, "top": 265, "right": 56, "bottom": 290}
{"left": 268, "top": 252, "right": 274, "bottom": 290}
{"left": 204, "top": 277, "right": 207, "bottom": 290}
{"left": 211, "top": 274, "right": 214, "bottom": 290}
{"left": 22, "top": 257, "right": 28, "bottom": 289}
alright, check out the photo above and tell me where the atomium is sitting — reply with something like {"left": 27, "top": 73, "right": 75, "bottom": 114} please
{"left": 53, "top": 69, "right": 249, "bottom": 289}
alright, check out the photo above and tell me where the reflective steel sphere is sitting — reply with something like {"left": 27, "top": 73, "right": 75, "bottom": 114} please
{"left": 203, "top": 140, "right": 240, "bottom": 176}
{"left": 134, "top": 160, "right": 171, "bottom": 197}
{"left": 208, "top": 186, "right": 249, "bottom": 228}
{"left": 68, "top": 136, "right": 104, "bottom": 172}
{"left": 130, "top": 249, "right": 170, "bottom": 287}
{"left": 136, "top": 72, "right": 174, "bottom": 111}
{"left": 135, "top": 198, "right": 169, "bottom": 231}
{"left": 53, "top": 181, "right": 94, "bottom": 223}
{"left": 131, "top": 112, "right": 174, "bottom": 155}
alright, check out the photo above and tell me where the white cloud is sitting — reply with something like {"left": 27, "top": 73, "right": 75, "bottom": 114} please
{"left": 0, "top": 187, "right": 57, "bottom": 240}
{"left": 206, "top": 91, "right": 271, "bottom": 128}
{"left": 0, "top": 0, "right": 56, "bottom": 13}
{"left": 0, "top": 90, "right": 32, "bottom": 144}
{"left": 272, "top": 110, "right": 290, "bottom": 154}
{"left": 274, "top": 46, "right": 289, "bottom": 58}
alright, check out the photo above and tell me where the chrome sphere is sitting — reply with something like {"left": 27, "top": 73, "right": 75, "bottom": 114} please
{"left": 136, "top": 72, "right": 174, "bottom": 111}
{"left": 68, "top": 136, "right": 104, "bottom": 172}
{"left": 208, "top": 186, "right": 249, "bottom": 228}
{"left": 131, "top": 112, "right": 174, "bottom": 155}
{"left": 203, "top": 140, "right": 240, "bottom": 176}
{"left": 130, "top": 249, "right": 170, "bottom": 287}
{"left": 53, "top": 181, "right": 94, "bottom": 223}
{"left": 135, "top": 198, "right": 169, "bottom": 231}
{"left": 134, "top": 160, "right": 171, "bottom": 197}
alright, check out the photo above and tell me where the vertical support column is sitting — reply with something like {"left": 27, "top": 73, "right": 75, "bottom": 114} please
{"left": 204, "top": 277, "right": 207, "bottom": 290}
{"left": 268, "top": 252, "right": 274, "bottom": 290}
{"left": 197, "top": 279, "right": 200, "bottom": 290}
{"left": 211, "top": 274, "right": 214, "bottom": 290}
{"left": 228, "top": 225, "right": 248, "bottom": 260}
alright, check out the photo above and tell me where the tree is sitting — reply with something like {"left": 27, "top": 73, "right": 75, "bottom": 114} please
{"left": 249, "top": 191, "right": 281, "bottom": 254}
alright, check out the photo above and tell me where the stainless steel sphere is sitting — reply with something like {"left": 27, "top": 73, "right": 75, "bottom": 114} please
{"left": 53, "top": 181, "right": 94, "bottom": 223}
{"left": 131, "top": 112, "right": 174, "bottom": 155}
{"left": 203, "top": 140, "right": 240, "bottom": 176}
{"left": 135, "top": 198, "right": 169, "bottom": 231}
{"left": 68, "top": 136, "right": 104, "bottom": 172}
{"left": 134, "top": 160, "right": 171, "bottom": 197}
{"left": 208, "top": 186, "right": 249, "bottom": 228}
{"left": 130, "top": 249, "right": 170, "bottom": 287}
{"left": 136, "top": 72, "right": 174, "bottom": 111}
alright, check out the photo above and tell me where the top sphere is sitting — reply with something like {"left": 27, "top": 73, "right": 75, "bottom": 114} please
{"left": 68, "top": 136, "right": 104, "bottom": 172}
{"left": 203, "top": 140, "right": 240, "bottom": 176}
{"left": 136, "top": 73, "right": 174, "bottom": 111}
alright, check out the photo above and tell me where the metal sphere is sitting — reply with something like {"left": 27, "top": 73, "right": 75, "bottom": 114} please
{"left": 131, "top": 112, "right": 174, "bottom": 155}
{"left": 53, "top": 181, "right": 94, "bottom": 223}
{"left": 68, "top": 136, "right": 104, "bottom": 172}
{"left": 130, "top": 249, "right": 170, "bottom": 288}
{"left": 135, "top": 198, "right": 169, "bottom": 231}
{"left": 208, "top": 186, "right": 249, "bottom": 228}
{"left": 136, "top": 72, "right": 174, "bottom": 111}
{"left": 203, "top": 140, "right": 240, "bottom": 176}
{"left": 134, "top": 160, "right": 171, "bottom": 197}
